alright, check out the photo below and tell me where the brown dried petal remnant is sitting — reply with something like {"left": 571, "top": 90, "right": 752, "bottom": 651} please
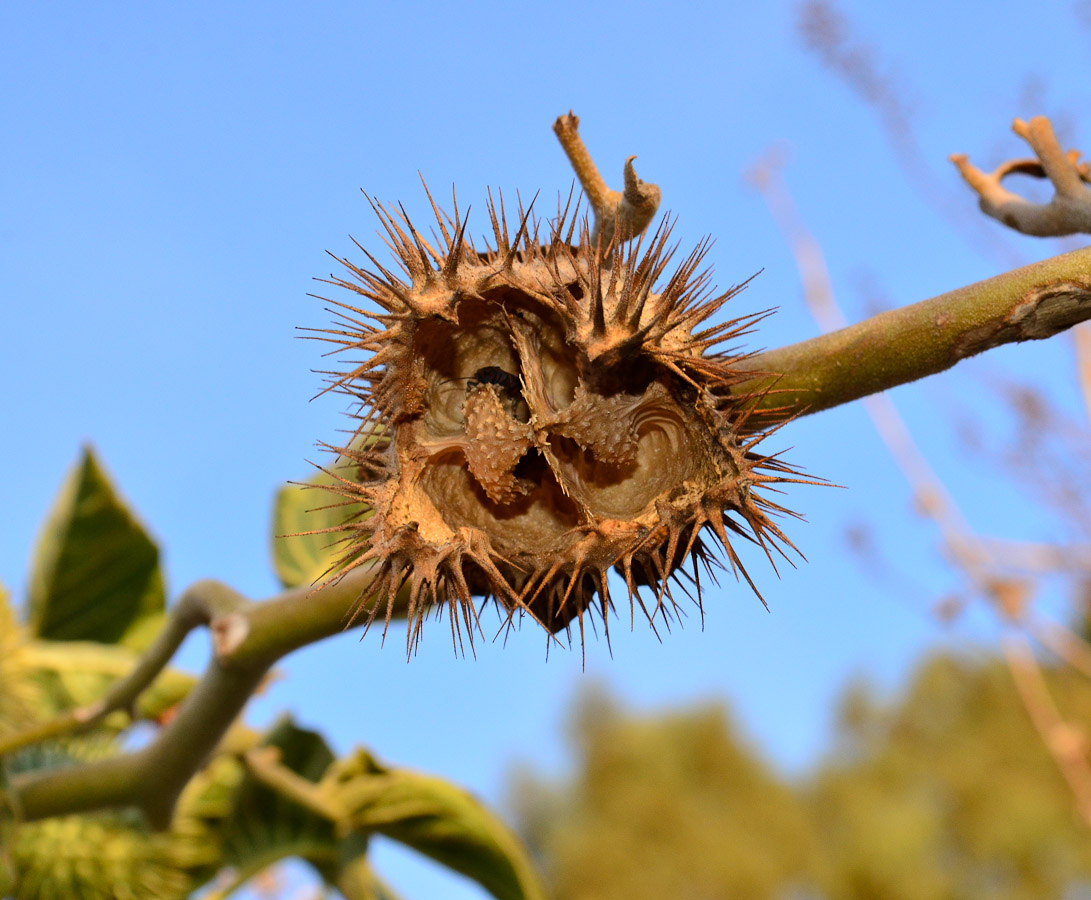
{"left": 310, "top": 189, "right": 812, "bottom": 654}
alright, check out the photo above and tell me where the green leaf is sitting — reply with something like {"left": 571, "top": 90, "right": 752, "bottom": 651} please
{"left": 22, "top": 640, "right": 195, "bottom": 722}
{"left": 330, "top": 750, "right": 547, "bottom": 900}
{"left": 329, "top": 846, "right": 408, "bottom": 900}
{"left": 216, "top": 718, "right": 341, "bottom": 879}
{"left": 0, "top": 743, "right": 16, "bottom": 895}
{"left": 27, "top": 447, "right": 164, "bottom": 649}
{"left": 272, "top": 468, "right": 370, "bottom": 589}
{"left": 0, "top": 581, "right": 11, "bottom": 630}
{"left": 0, "top": 581, "right": 38, "bottom": 732}
{"left": 356, "top": 871, "right": 406, "bottom": 900}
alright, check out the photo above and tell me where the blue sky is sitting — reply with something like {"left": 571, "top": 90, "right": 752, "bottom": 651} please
{"left": 3, "top": 1, "right": 1091, "bottom": 897}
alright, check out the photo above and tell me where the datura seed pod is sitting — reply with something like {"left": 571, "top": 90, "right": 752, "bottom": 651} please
{"left": 313, "top": 189, "right": 808, "bottom": 653}
{"left": 12, "top": 814, "right": 193, "bottom": 900}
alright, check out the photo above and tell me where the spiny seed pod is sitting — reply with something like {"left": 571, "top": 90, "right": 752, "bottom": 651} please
{"left": 12, "top": 814, "right": 193, "bottom": 900}
{"left": 313, "top": 188, "right": 810, "bottom": 654}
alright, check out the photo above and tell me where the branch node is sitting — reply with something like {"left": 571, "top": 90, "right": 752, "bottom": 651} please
{"left": 73, "top": 700, "right": 107, "bottom": 725}
{"left": 211, "top": 612, "right": 251, "bottom": 659}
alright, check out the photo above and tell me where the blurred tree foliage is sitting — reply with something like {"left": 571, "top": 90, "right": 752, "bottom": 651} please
{"left": 514, "top": 654, "right": 1091, "bottom": 900}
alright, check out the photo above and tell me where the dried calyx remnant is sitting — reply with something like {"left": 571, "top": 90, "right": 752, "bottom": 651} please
{"left": 312, "top": 115, "right": 811, "bottom": 653}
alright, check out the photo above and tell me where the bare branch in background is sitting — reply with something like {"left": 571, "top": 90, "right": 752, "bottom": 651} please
{"left": 1005, "top": 636, "right": 1091, "bottom": 825}
{"left": 802, "top": 2, "right": 1091, "bottom": 461}
{"left": 1076, "top": 324, "right": 1091, "bottom": 426}
{"left": 951, "top": 117, "right": 1091, "bottom": 237}
{"left": 747, "top": 150, "right": 987, "bottom": 582}
{"left": 971, "top": 538, "right": 1091, "bottom": 575}
{"left": 750, "top": 147, "right": 1091, "bottom": 823}
{"left": 797, "top": 0, "right": 1025, "bottom": 268}
{"left": 966, "top": 377, "right": 1091, "bottom": 539}
{"left": 952, "top": 112, "right": 1091, "bottom": 443}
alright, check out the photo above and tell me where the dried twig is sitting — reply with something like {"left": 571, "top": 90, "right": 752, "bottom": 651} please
{"left": 1030, "top": 618, "right": 1091, "bottom": 682}
{"left": 552, "top": 111, "right": 660, "bottom": 248}
{"left": 952, "top": 116, "right": 1091, "bottom": 237}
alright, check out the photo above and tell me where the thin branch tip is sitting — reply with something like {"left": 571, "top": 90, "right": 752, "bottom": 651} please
{"left": 952, "top": 115, "right": 1091, "bottom": 237}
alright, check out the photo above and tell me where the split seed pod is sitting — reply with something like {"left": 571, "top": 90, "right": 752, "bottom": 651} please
{"left": 313, "top": 189, "right": 807, "bottom": 653}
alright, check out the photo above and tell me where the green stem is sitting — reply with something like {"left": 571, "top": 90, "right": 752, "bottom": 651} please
{"left": 0, "top": 580, "right": 245, "bottom": 757}
{"left": 9, "top": 246, "right": 1091, "bottom": 829}
{"left": 10, "top": 565, "right": 392, "bottom": 827}
{"left": 739, "top": 246, "right": 1091, "bottom": 417}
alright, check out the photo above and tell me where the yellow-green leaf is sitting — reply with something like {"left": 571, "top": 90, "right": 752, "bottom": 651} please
{"left": 272, "top": 468, "right": 370, "bottom": 589}
{"left": 0, "top": 581, "right": 14, "bottom": 640}
{"left": 0, "top": 583, "right": 50, "bottom": 732}
{"left": 328, "top": 750, "right": 547, "bottom": 900}
{"left": 22, "top": 641, "right": 195, "bottom": 722}
{"left": 217, "top": 718, "right": 340, "bottom": 877}
{"left": 329, "top": 847, "right": 408, "bottom": 900}
{"left": 28, "top": 448, "right": 164, "bottom": 649}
